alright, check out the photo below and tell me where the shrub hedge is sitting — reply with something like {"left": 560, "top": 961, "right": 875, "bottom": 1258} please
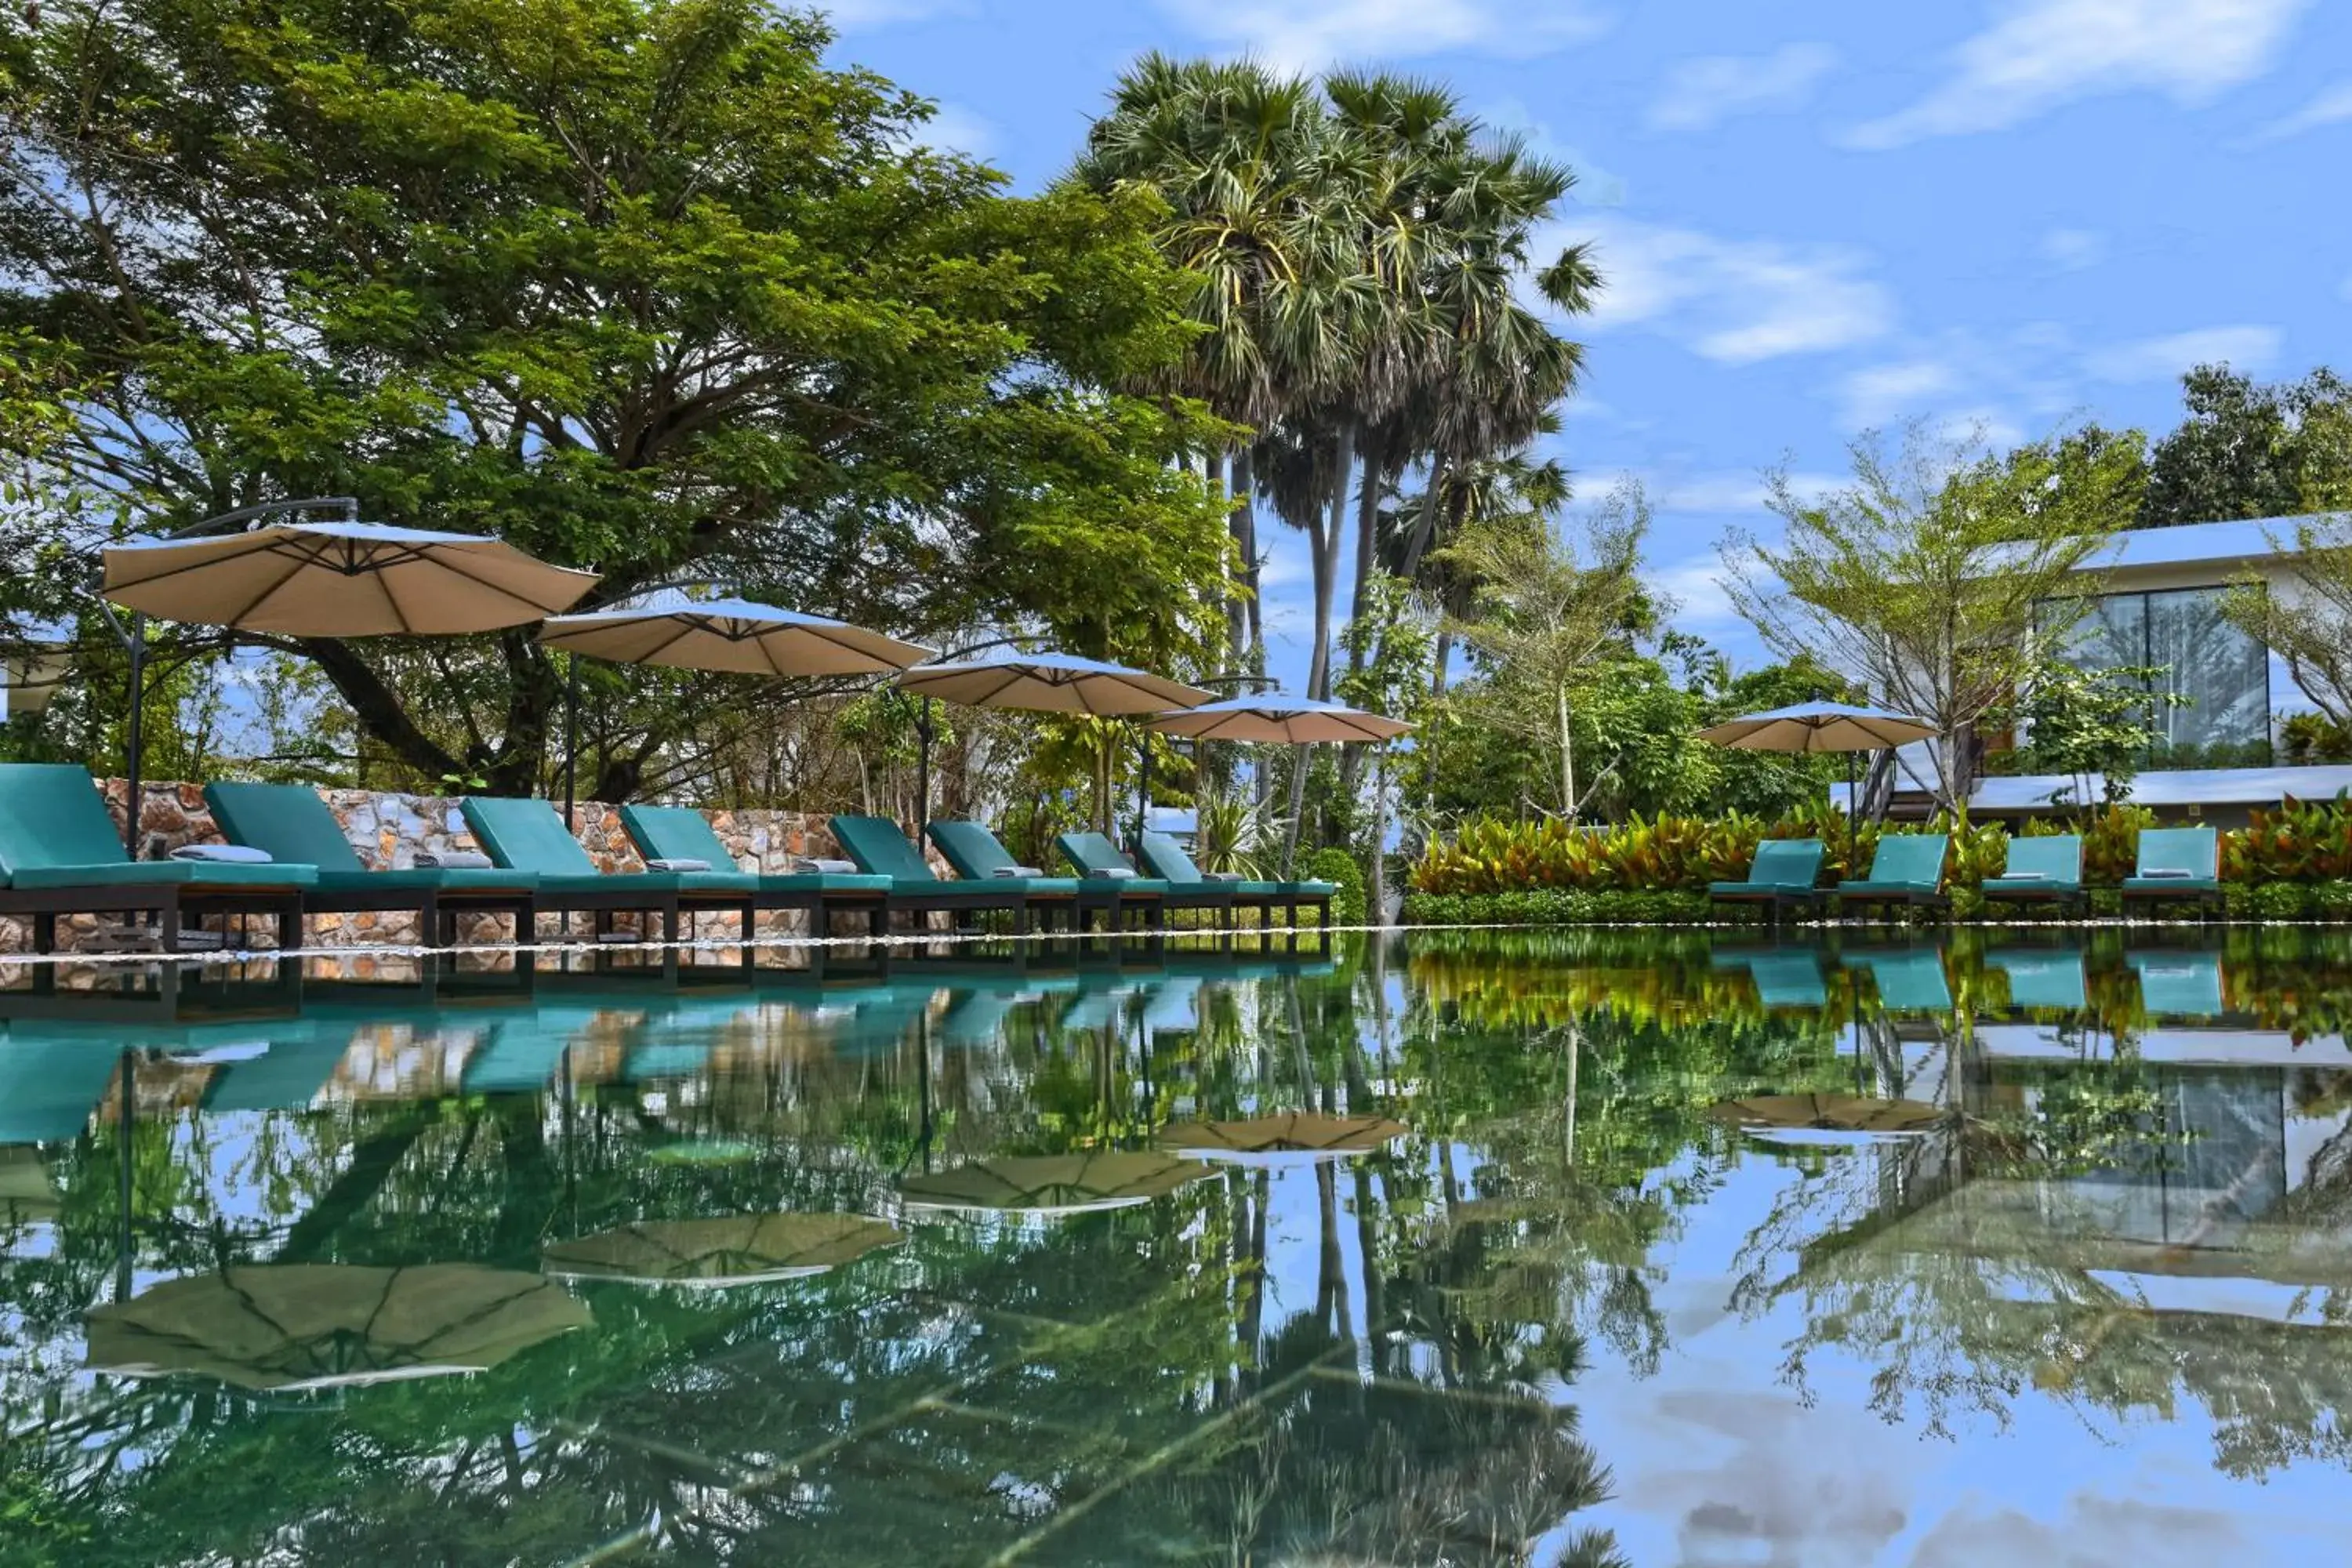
{"left": 1406, "top": 797, "right": 2352, "bottom": 924}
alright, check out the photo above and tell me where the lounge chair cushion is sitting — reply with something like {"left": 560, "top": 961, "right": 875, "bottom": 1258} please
{"left": 2122, "top": 876, "right": 2221, "bottom": 894}
{"left": 1838, "top": 833, "right": 1948, "bottom": 893}
{"left": 1994, "top": 835, "right": 2082, "bottom": 890}
{"left": 617, "top": 804, "right": 748, "bottom": 870}
{"left": 1057, "top": 831, "right": 1136, "bottom": 877}
{"left": 311, "top": 867, "right": 534, "bottom": 894}
{"left": 830, "top": 815, "right": 938, "bottom": 883}
{"left": 2132, "top": 826, "right": 2220, "bottom": 881}
{"left": 7, "top": 859, "right": 316, "bottom": 890}
{"left": 201, "top": 781, "right": 368, "bottom": 872}
{"left": 752, "top": 873, "right": 892, "bottom": 894}
{"left": 933, "top": 820, "right": 1165, "bottom": 895}
{"left": 532, "top": 870, "right": 757, "bottom": 897}
{"left": 1714, "top": 838, "right": 1824, "bottom": 896}
{"left": 464, "top": 797, "right": 753, "bottom": 891}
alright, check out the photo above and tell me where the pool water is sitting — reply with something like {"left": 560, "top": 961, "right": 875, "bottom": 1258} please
{"left": 3, "top": 928, "right": 2350, "bottom": 1566}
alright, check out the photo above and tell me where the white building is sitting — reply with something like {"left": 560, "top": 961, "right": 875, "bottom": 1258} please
{"left": 1888, "top": 516, "right": 2352, "bottom": 823}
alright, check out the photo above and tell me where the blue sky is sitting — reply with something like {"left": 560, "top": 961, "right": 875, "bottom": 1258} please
{"left": 821, "top": 0, "right": 2352, "bottom": 685}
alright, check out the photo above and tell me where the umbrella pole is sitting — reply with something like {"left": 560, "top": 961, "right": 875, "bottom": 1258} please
{"left": 914, "top": 697, "right": 935, "bottom": 835}
{"left": 562, "top": 654, "right": 581, "bottom": 831}
{"left": 1134, "top": 724, "right": 1152, "bottom": 849}
{"left": 120, "top": 612, "right": 146, "bottom": 859}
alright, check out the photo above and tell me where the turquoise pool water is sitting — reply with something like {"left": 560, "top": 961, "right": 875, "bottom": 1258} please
{"left": 3, "top": 928, "right": 2350, "bottom": 1565}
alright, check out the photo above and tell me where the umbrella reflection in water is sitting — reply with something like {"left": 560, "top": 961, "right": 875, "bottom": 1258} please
{"left": 542, "top": 1214, "right": 904, "bottom": 1288}
{"left": 85, "top": 1263, "right": 591, "bottom": 1392}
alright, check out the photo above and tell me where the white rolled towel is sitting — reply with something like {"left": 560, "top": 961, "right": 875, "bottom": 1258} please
{"left": 645, "top": 857, "right": 713, "bottom": 873}
{"left": 171, "top": 844, "right": 273, "bottom": 864}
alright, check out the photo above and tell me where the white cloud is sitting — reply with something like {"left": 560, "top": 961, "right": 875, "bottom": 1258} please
{"left": 2250, "top": 77, "right": 2352, "bottom": 140}
{"left": 1839, "top": 359, "right": 1962, "bottom": 427}
{"left": 1632, "top": 470, "right": 1845, "bottom": 514}
{"left": 2039, "top": 227, "right": 2106, "bottom": 270}
{"left": 1646, "top": 554, "right": 1740, "bottom": 630}
{"left": 1154, "top": 0, "right": 1606, "bottom": 71}
{"left": 915, "top": 101, "right": 998, "bottom": 160}
{"left": 1648, "top": 42, "right": 1838, "bottom": 132}
{"left": 1846, "top": 0, "right": 2311, "bottom": 150}
{"left": 2341, "top": 271, "right": 2352, "bottom": 303}
{"left": 2082, "top": 324, "right": 2282, "bottom": 381}
{"left": 1568, "top": 215, "right": 1894, "bottom": 364}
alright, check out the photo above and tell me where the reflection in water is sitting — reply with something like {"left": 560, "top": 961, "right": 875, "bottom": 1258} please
{"left": 0, "top": 930, "right": 2349, "bottom": 1562}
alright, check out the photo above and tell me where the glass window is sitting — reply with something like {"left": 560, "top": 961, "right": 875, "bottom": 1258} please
{"left": 2035, "top": 586, "right": 2271, "bottom": 767}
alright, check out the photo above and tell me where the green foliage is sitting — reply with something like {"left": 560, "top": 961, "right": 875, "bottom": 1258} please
{"left": 1401, "top": 887, "right": 1726, "bottom": 926}
{"left": 1410, "top": 813, "right": 1768, "bottom": 896}
{"left": 2226, "top": 793, "right": 2352, "bottom": 882}
{"left": 1302, "top": 845, "right": 1366, "bottom": 924}
{"left": 2140, "top": 364, "right": 2352, "bottom": 528}
{"left": 2005, "top": 661, "right": 2182, "bottom": 808}
{"left": 2220, "top": 511, "right": 2352, "bottom": 735}
{"left": 2281, "top": 711, "right": 2352, "bottom": 764}
{"left": 2, "top": 0, "right": 1230, "bottom": 797}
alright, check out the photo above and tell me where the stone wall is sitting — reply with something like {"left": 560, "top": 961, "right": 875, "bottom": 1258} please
{"left": 9, "top": 780, "right": 862, "bottom": 952}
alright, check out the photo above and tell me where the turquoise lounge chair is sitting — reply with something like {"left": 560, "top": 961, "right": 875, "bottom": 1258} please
{"left": 1058, "top": 830, "right": 1232, "bottom": 924}
{"left": 202, "top": 1024, "right": 360, "bottom": 1113}
{"left": 931, "top": 820, "right": 1165, "bottom": 932}
{"left": 205, "top": 781, "right": 535, "bottom": 947}
{"left": 462, "top": 796, "right": 757, "bottom": 945}
{"left": 1710, "top": 948, "right": 1828, "bottom": 1009}
{"left": 829, "top": 815, "right": 1045, "bottom": 933}
{"left": 619, "top": 804, "right": 891, "bottom": 938}
{"left": 2129, "top": 951, "right": 2225, "bottom": 1018}
{"left": 1846, "top": 948, "right": 1953, "bottom": 1013}
{"left": 1834, "top": 833, "right": 1949, "bottom": 913}
{"left": 0, "top": 763, "right": 316, "bottom": 953}
{"left": 2121, "top": 826, "right": 2223, "bottom": 912}
{"left": 0, "top": 1031, "right": 122, "bottom": 1144}
{"left": 1987, "top": 949, "right": 2088, "bottom": 1011}
{"left": 1133, "top": 830, "right": 1336, "bottom": 930}
{"left": 1708, "top": 839, "right": 1824, "bottom": 922}
{"left": 1982, "top": 835, "right": 2085, "bottom": 912}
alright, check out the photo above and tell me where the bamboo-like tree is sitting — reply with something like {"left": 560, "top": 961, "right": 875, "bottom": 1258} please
{"left": 2221, "top": 512, "right": 2352, "bottom": 735}
{"left": 1722, "top": 423, "right": 2140, "bottom": 809}
{"left": 1439, "top": 483, "right": 1651, "bottom": 819}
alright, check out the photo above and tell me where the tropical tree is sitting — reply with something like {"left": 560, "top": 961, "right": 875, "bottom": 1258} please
{"left": 2141, "top": 364, "right": 2352, "bottom": 528}
{"left": 2221, "top": 511, "right": 2352, "bottom": 736}
{"left": 1438, "top": 482, "right": 1651, "bottom": 819}
{"left": 0, "top": 0, "right": 1229, "bottom": 797}
{"left": 1722, "top": 423, "right": 2140, "bottom": 808}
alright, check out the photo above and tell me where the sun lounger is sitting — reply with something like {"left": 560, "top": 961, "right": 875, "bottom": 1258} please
{"left": 619, "top": 804, "right": 891, "bottom": 938}
{"left": 1833, "top": 833, "right": 1949, "bottom": 913}
{"left": 1132, "top": 830, "right": 1334, "bottom": 929}
{"left": 2128, "top": 950, "right": 2225, "bottom": 1018}
{"left": 1981, "top": 834, "right": 2085, "bottom": 912}
{"left": 930, "top": 820, "right": 1165, "bottom": 932}
{"left": 2120, "top": 827, "right": 2223, "bottom": 912}
{"left": 1707, "top": 838, "right": 1824, "bottom": 922}
{"left": 205, "top": 781, "right": 535, "bottom": 946}
{"left": 1987, "top": 949, "right": 2088, "bottom": 1011}
{"left": 1844, "top": 948, "right": 1954, "bottom": 1013}
{"left": 0, "top": 764, "right": 314, "bottom": 952}
{"left": 828, "top": 814, "right": 1045, "bottom": 933}
{"left": 461, "top": 796, "right": 756, "bottom": 945}
{"left": 1058, "top": 830, "right": 1233, "bottom": 924}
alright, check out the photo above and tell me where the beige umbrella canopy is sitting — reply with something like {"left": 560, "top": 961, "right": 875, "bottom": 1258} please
{"left": 898, "top": 1152, "right": 1214, "bottom": 1216}
{"left": 1159, "top": 1112, "right": 1409, "bottom": 1163}
{"left": 85, "top": 1263, "right": 593, "bottom": 1392}
{"left": 898, "top": 651, "right": 1214, "bottom": 717}
{"left": 1697, "top": 702, "right": 1937, "bottom": 753}
{"left": 101, "top": 522, "right": 600, "bottom": 636}
{"left": 1148, "top": 695, "right": 1412, "bottom": 744}
{"left": 536, "top": 591, "right": 935, "bottom": 677}
{"left": 0, "top": 1146, "right": 59, "bottom": 1225}
{"left": 1708, "top": 1093, "right": 1947, "bottom": 1140}
{"left": 542, "top": 1213, "right": 906, "bottom": 1288}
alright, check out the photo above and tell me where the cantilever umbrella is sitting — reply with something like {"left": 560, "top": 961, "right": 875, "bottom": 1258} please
{"left": 1707, "top": 1092, "right": 1947, "bottom": 1146}
{"left": 898, "top": 1151, "right": 1214, "bottom": 1216}
{"left": 1149, "top": 691, "right": 1415, "bottom": 868}
{"left": 1158, "top": 1111, "right": 1408, "bottom": 1165}
{"left": 897, "top": 651, "right": 1216, "bottom": 832}
{"left": 537, "top": 588, "right": 934, "bottom": 820}
{"left": 98, "top": 503, "right": 600, "bottom": 855}
{"left": 542, "top": 1213, "right": 905, "bottom": 1288}
{"left": 1699, "top": 700, "right": 1936, "bottom": 817}
{"left": 85, "top": 1262, "right": 592, "bottom": 1391}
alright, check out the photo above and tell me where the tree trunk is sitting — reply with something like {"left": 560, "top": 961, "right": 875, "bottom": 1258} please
{"left": 1282, "top": 742, "right": 1308, "bottom": 877}
{"left": 1347, "top": 434, "right": 1383, "bottom": 662}
{"left": 1306, "top": 425, "right": 1352, "bottom": 702}
{"left": 1236, "top": 444, "right": 1262, "bottom": 666}
{"left": 1398, "top": 458, "right": 1447, "bottom": 583}
{"left": 1225, "top": 444, "right": 1254, "bottom": 675}
{"left": 1557, "top": 683, "right": 1577, "bottom": 820}
{"left": 1367, "top": 741, "right": 1388, "bottom": 924}
{"left": 1429, "top": 628, "right": 1452, "bottom": 699}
